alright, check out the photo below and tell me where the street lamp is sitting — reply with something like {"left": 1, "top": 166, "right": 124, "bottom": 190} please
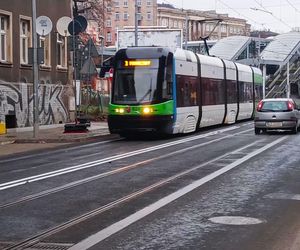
{"left": 250, "top": 7, "right": 270, "bottom": 98}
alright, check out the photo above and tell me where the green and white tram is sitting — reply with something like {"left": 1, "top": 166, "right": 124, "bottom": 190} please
{"left": 108, "top": 46, "right": 263, "bottom": 136}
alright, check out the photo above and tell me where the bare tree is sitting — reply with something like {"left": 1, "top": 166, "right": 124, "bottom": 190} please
{"left": 73, "top": 0, "right": 112, "bottom": 43}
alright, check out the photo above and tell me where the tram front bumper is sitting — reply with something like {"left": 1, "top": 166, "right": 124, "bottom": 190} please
{"left": 108, "top": 115, "right": 174, "bottom": 134}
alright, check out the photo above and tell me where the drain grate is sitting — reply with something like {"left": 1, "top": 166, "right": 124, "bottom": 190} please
{"left": 0, "top": 242, "right": 74, "bottom": 250}
{"left": 25, "top": 242, "right": 73, "bottom": 250}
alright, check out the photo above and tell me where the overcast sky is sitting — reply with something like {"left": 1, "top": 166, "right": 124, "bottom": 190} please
{"left": 158, "top": 0, "right": 300, "bottom": 33}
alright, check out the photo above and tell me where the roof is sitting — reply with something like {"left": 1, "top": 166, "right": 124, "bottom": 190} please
{"left": 260, "top": 32, "right": 300, "bottom": 65}
{"left": 209, "top": 36, "right": 251, "bottom": 60}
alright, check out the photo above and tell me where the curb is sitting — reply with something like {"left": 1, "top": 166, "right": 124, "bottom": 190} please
{"left": 13, "top": 133, "right": 116, "bottom": 144}
{"left": 0, "top": 140, "right": 15, "bottom": 145}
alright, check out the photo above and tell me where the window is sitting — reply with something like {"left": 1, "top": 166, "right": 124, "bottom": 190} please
{"left": 39, "top": 34, "right": 51, "bottom": 67}
{"left": 202, "top": 78, "right": 225, "bottom": 105}
{"left": 56, "top": 34, "right": 67, "bottom": 68}
{"left": 123, "top": 0, "right": 128, "bottom": 7}
{"left": 221, "top": 24, "right": 226, "bottom": 33}
{"left": 106, "top": 19, "right": 112, "bottom": 27}
{"left": 137, "top": 13, "right": 142, "bottom": 21}
{"left": 174, "top": 20, "right": 178, "bottom": 27}
{"left": 205, "top": 24, "right": 210, "bottom": 32}
{"left": 20, "top": 17, "right": 31, "bottom": 65}
{"left": 147, "top": 0, "right": 152, "bottom": 6}
{"left": 178, "top": 21, "right": 182, "bottom": 28}
{"left": 115, "top": 1, "right": 119, "bottom": 7}
{"left": 162, "top": 18, "right": 168, "bottom": 27}
{"left": 137, "top": 0, "right": 141, "bottom": 6}
{"left": 239, "top": 81, "right": 253, "bottom": 103}
{"left": 147, "top": 12, "right": 152, "bottom": 20}
{"left": 107, "top": 6, "right": 112, "bottom": 12}
{"left": 176, "top": 75, "right": 198, "bottom": 107}
{"left": 123, "top": 12, "right": 129, "bottom": 20}
{"left": 107, "top": 32, "right": 112, "bottom": 42}
{"left": 0, "top": 12, "right": 12, "bottom": 63}
{"left": 115, "top": 12, "right": 120, "bottom": 21}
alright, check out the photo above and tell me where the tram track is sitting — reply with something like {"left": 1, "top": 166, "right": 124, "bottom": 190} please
{"left": 0, "top": 128, "right": 247, "bottom": 209}
{"left": 0, "top": 126, "right": 241, "bottom": 192}
{"left": 3, "top": 137, "right": 272, "bottom": 250}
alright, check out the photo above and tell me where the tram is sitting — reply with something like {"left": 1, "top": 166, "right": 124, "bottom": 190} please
{"left": 108, "top": 46, "right": 263, "bottom": 136}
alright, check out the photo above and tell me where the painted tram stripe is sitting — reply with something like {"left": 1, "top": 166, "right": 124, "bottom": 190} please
{"left": 69, "top": 136, "right": 288, "bottom": 250}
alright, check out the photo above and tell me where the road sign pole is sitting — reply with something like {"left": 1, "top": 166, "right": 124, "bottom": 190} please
{"left": 32, "top": 0, "right": 39, "bottom": 138}
{"left": 135, "top": 0, "right": 138, "bottom": 46}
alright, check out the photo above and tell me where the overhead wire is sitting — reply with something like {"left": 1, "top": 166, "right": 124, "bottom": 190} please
{"left": 217, "top": 0, "right": 266, "bottom": 28}
{"left": 253, "top": 0, "right": 293, "bottom": 29}
{"left": 285, "top": 0, "right": 300, "bottom": 12}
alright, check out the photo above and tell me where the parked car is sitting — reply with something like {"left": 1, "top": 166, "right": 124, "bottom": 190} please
{"left": 254, "top": 98, "right": 300, "bottom": 134}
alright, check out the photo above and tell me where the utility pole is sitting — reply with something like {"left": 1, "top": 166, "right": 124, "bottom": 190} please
{"left": 134, "top": 0, "right": 138, "bottom": 46}
{"left": 287, "top": 61, "right": 290, "bottom": 98}
{"left": 32, "top": 0, "right": 39, "bottom": 138}
{"left": 184, "top": 11, "right": 188, "bottom": 50}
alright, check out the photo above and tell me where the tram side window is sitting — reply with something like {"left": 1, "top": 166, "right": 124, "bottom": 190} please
{"left": 163, "top": 57, "right": 173, "bottom": 100}
{"left": 227, "top": 80, "right": 237, "bottom": 103}
{"left": 176, "top": 75, "right": 198, "bottom": 107}
{"left": 202, "top": 78, "right": 225, "bottom": 105}
{"left": 254, "top": 84, "right": 263, "bottom": 102}
{"left": 239, "top": 81, "right": 253, "bottom": 103}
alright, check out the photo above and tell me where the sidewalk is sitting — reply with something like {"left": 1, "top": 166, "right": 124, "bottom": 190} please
{"left": 0, "top": 122, "right": 111, "bottom": 157}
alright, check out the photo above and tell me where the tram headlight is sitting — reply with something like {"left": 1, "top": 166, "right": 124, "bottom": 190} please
{"left": 116, "top": 108, "right": 125, "bottom": 113}
{"left": 142, "top": 107, "right": 153, "bottom": 114}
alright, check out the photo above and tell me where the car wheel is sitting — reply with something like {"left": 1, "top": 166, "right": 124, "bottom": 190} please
{"left": 255, "top": 127, "right": 260, "bottom": 134}
{"left": 292, "top": 125, "right": 298, "bottom": 134}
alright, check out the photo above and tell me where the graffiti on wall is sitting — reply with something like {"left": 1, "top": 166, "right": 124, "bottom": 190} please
{"left": 0, "top": 81, "right": 69, "bottom": 127}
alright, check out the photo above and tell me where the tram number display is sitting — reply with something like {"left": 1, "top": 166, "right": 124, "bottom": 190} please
{"left": 124, "top": 60, "right": 152, "bottom": 67}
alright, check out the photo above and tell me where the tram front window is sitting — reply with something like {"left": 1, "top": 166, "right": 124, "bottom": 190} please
{"left": 113, "top": 61, "right": 161, "bottom": 104}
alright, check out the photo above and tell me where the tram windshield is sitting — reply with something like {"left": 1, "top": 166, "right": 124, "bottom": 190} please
{"left": 112, "top": 59, "right": 169, "bottom": 105}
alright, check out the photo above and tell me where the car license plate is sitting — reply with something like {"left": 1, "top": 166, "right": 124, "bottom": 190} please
{"left": 267, "top": 122, "right": 282, "bottom": 128}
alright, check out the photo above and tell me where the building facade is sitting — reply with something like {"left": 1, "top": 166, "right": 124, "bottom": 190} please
{"left": 0, "top": 0, "right": 73, "bottom": 128}
{"left": 157, "top": 4, "right": 250, "bottom": 42}
{"left": 98, "top": 1, "right": 250, "bottom": 47}
{"left": 104, "top": 0, "right": 158, "bottom": 46}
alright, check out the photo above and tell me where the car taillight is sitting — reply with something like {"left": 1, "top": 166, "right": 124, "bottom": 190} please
{"left": 257, "top": 100, "right": 263, "bottom": 111}
{"left": 287, "top": 101, "right": 294, "bottom": 111}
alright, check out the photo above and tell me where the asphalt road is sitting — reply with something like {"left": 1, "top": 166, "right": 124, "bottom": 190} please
{"left": 1, "top": 121, "right": 300, "bottom": 250}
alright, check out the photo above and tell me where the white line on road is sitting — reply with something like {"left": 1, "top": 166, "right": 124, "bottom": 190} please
{"left": 265, "top": 193, "right": 300, "bottom": 201}
{"left": 69, "top": 135, "right": 288, "bottom": 250}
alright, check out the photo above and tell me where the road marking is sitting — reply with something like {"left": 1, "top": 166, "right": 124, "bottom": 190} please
{"left": 69, "top": 136, "right": 287, "bottom": 250}
{"left": 0, "top": 126, "right": 241, "bottom": 191}
{"left": 265, "top": 193, "right": 300, "bottom": 201}
{"left": 0, "top": 139, "right": 120, "bottom": 164}
{"left": 208, "top": 216, "right": 264, "bottom": 225}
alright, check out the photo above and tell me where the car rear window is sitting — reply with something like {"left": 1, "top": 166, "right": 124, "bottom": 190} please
{"left": 261, "top": 101, "right": 289, "bottom": 112}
